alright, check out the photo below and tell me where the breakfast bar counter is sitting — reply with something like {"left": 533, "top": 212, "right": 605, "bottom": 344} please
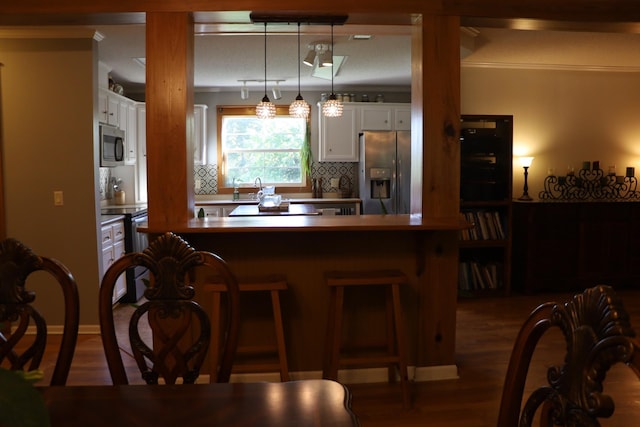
{"left": 142, "top": 214, "right": 468, "bottom": 234}
{"left": 139, "top": 214, "right": 467, "bottom": 382}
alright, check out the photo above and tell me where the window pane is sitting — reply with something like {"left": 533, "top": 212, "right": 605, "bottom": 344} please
{"left": 221, "top": 114, "right": 306, "bottom": 187}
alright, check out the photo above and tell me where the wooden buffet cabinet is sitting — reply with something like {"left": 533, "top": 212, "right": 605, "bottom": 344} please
{"left": 512, "top": 201, "right": 640, "bottom": 294}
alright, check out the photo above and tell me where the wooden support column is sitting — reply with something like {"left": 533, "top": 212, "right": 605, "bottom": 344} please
{"left": 145, "top": 12, "right": 195, "bottom": 228}
{"left": 412, "top": 14, "right": 461, "bottom": 370}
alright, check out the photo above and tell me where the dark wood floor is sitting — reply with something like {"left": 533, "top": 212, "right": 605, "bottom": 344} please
{"left": 42, "top": 289, "right": 640, "bottom": 426}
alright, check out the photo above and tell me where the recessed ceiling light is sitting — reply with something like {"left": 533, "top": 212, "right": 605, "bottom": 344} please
{"left": 350, "top": 35, "right": 372, "bottom": 40}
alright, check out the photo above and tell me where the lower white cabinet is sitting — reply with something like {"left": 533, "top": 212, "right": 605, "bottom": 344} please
{"left": 101, "top": 220, "right": 127, "bottom": 304}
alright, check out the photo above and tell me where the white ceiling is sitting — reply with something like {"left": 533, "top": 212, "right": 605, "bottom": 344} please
{"left": 95, "top": 23, "right": 413, "bottom": 94}
{"left": 92, "top": 19, "right": 640, "bottom": 95}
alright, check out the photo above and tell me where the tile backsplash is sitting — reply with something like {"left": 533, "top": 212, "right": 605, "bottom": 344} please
{"left": 194, "top": 162, "right": 357, "bottom": 196}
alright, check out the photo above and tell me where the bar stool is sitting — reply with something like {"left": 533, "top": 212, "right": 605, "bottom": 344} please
{"left": 323, "top": 269, "right": 410, "bottom": 407}
{"left": 204, "top": 274, "right": 289, "bottom": 382}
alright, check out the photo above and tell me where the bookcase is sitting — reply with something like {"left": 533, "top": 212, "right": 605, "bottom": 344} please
{"left": 459, "top": 115, "right": 513, "bottom": 296}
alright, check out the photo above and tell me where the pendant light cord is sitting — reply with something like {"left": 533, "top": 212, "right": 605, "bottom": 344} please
{"left": 264, "top": 22, "right": 268, "bottom": 98}
{"left": 297, "top": 22, "right": 302, "bottom": 96}
{"left": 330, "top": 23, "right": 334, "bottom": 95}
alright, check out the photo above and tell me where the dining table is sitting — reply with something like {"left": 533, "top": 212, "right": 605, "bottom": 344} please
{"left": 41, "top": 379, "right": 360, "bottom": 426}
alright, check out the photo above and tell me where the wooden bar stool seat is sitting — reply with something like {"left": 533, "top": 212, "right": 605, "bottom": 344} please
{"left": 204, "top": 274, "right": 289, "bottom": 382}
{"left": 323, "top": 269, "right": 410, "bottom": 407}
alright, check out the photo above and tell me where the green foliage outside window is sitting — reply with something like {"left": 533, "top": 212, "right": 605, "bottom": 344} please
{"left": 222, "top": 115, "right": 308, "bottom": 187}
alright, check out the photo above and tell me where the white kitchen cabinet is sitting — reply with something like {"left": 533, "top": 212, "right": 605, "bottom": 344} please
{"left": 136, "top": 104, "right": 147, "bottom": 203}
{"left": 360, "top": 103, "right": 411, "bottom": 131}
{"left": 125, "top": 103, "right": 138, "bottom": 165}
{"left": 101, "top": 220, "right": 127, "bottom": 304}
{"left": 194, "top": 104, "right": 208, "bottom": 165}
{"left": 318, "top": 103, "right": 359, "bottom": 162}
{"left": 360, "top": 105, "right": 393, "bottom": 131}
{"left": 99, "top": 89, "right": 119, "bottom": 126}
{"left": 394, "top": 106, "right": 411, "bottom": 131}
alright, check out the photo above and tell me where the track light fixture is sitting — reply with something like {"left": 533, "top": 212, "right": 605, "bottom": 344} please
{"left": 303, "top": 43, "right": 332, "bottom": 67}
{"left": 272, "top": 81, "right": 282, "bottom": 100}
{"left": 240, "top": 82, "right": 249, "bottom": 100}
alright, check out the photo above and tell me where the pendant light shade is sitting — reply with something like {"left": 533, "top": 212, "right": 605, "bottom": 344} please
{"left": 322, "top": 23, "right": 342, "bottom": 118}
{"left": 289, "top": 23, "right": 310, "bottom": 119}
{"left": 256, "top": 22, "right": 276, "bottom": 119}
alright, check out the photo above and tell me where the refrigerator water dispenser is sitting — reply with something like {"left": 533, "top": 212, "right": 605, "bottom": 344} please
{"left": 369, "top": 168, "right": 391, "bottom": 199}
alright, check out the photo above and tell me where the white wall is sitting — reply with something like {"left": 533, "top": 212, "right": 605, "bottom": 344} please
{"left": 462, "top": 66, "right": 640, "bottom": 199}
{"left": 0, "top": 34, "right": 102, "bottom": 326}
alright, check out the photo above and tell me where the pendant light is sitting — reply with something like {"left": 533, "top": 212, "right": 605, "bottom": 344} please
{"left": 256, "top": 22, "right": 276, "bottom": 119}
{"left": 322, "top": 23, "right": 343, "bottom": 118}
{"left": 289, "top": 22, "right": 311, "bottom": 119}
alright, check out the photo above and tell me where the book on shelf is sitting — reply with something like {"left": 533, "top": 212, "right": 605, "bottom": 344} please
{"left": 458, "top": 260, "right": 503, "bottom": 291}
{"left": 460, "top": 210, "right": 507, "bottom": 241}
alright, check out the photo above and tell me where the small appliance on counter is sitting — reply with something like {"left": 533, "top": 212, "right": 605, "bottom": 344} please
{"left": 99, "top": 124, "right": 125, "bottom": 167}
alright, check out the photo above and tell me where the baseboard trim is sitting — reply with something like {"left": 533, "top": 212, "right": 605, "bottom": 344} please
{"left": 413, "top": 365, "right": 459, "bottom": 382}
{"left": 21, "top": 324, "right": 102, "bottom": 335}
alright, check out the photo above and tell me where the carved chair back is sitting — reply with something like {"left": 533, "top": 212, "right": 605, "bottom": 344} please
{"left": 0, "top": 238, "right": 80, "bottom": 385}
{"left": 99, "top": 232, "right": 240, "bottom": 385}
{"left": 497, "top": 285, "right": 640, "bottom": 426}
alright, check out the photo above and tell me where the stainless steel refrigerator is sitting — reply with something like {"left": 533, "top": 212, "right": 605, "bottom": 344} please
{"left": 358, "top": 131, "right": 411, "bottom": 214}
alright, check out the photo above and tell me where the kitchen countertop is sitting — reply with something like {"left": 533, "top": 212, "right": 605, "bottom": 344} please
{"left": 100, "top": 214, "right": 125, "bottom": 225}
{"left": 141, "top": 214, "right": 470, "bottom": 234}
{"left": 195, "top": 198, "right": 361, "bottom": 206}
{"left": 229, "top": 204, "right": 319, "bottom": 217}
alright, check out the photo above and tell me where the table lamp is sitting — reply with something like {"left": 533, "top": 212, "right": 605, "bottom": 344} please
{"left": 518, "top": 156, "right": 534, "bottom": 201}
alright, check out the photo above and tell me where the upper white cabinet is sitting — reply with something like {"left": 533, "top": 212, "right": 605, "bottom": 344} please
{"left": 318, "top": 102, "right": 410, "bottom": 162}
{"left": 125, "top": 103, "right": 138, "bottom": 165}
{"left": 318, "top": 103, "right": 359, "bottom": 162}
{"left": 394, "top": 106, "right": 411, "bottom": 131}
{"left": 360, "top": 103, "right": 412, "bottom": 131}
{"left": 360, "top": 105, "right": 393, "bottom": 131}
{"left": 194, "top": 104, "right": 208, "bottom": 165}
{"left": 98, "top": 89, "right": 118, "bottom": 126}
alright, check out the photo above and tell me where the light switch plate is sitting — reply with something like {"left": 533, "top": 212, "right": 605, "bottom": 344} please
{"left": 53, "top": 191, "right": 64, "bottom": 206}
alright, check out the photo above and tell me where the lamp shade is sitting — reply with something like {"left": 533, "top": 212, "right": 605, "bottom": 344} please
{"left": 256, "top": 96, "right": 276, "bottom": 119}
{"left": 322, "top": 95, "right": 343, "bottom": 118}
{"left": 519, "top": 156, "right": 534, "bottom": 168}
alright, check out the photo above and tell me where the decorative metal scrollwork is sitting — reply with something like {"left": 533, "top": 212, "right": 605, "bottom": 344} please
{"left": 539, "top": 168, "right": 640, "bottom": 201}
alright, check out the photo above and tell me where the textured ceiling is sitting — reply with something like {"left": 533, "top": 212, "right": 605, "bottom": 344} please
{"left": 93, "top": 23, "right": 640, "bottom": 94}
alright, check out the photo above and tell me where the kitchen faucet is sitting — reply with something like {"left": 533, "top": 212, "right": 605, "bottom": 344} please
{"left": 254, "top": 177, "right": 262, "bottom": 191}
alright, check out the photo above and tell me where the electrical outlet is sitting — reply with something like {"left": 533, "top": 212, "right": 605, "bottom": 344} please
{"left": 195, "top": 179, "right": 201, "bottom": 190}
{"left": 330, "top": 178, "right": 340, "bottom": 188}
{"left": 53, "top": 190, "right": 64, "bottom": 206}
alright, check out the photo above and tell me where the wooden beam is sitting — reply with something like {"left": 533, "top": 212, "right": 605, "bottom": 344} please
{"left": 146, "top": 12, "right": 195, "bottom": 228}
{"left": 414, "top": 14, "right": 461, "bottom": 367}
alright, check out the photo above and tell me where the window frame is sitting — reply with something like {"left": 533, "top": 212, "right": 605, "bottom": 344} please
{"left": 216, "top": 105, "right": 312, "bottom": 195}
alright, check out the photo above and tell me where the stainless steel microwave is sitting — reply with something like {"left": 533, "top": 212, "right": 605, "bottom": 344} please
{"left": 100, "top": 124, "right": 125, "bottom": 167}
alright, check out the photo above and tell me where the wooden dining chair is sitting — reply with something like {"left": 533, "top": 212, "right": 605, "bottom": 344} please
{"left": 0, "top": 238, "right": 80, "bottom": 385}
{"left": 497, "top": 285, "right": 640, "bottom": 426}
{"left": 99, "top": 232, "right": 240, "bottom": 385}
